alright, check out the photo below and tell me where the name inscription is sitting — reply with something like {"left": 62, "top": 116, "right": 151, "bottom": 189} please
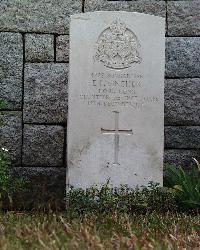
{"left": 79, "top": 72, "right": 159, "bottom": 110}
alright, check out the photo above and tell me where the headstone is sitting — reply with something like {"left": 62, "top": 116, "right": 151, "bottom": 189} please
{"left": 67, "top": 11, "right": 165, "bottom": 189}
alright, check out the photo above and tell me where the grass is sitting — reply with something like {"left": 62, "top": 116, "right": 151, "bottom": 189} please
{"left": 0, "top": 212, "right": 199, "bottom": 249}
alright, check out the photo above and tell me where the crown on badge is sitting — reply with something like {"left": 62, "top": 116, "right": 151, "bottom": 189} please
{"left": 109, "top": 19, "right": 127, "bottom": 35}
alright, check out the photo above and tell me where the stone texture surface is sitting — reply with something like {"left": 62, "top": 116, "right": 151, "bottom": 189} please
{"left": 168, "top": 1, "right": 200, "bottom": 36}
{"left": 84, "top": 0, "right": 166, "bottom": 17}
{"left": 0, "top": 33, "right": 23, "bottom": 110}
{"left": 11, "top": 167, "right": 65, "bottom": 209}
{"left": 24, "top": 63, "right": 68, "bottom": 123}
{"left": 0, "top": 0, "right": 82, "bottom": 34}
{"left": 0, "top": 112, "right": 22, "bottom": 166}
{"left": 165, "top": 37, "right": 200, "bottom": 78}
{"left": 56, "top": 35, "right": 69, "bottom": 62}
{"left": 165, "top": 126, "right": 200, "bottom": 149}
{"left": 25, "top": 34, "right": 54, "bottom": 62}
{"left": 164, "top": 149, "right": 200, "bottom": 168}
{"left": 23, "top": 125, "right": 64, "bottom": 166}
{"left": 165, "top": 78, "right": 200, "bottom": 125}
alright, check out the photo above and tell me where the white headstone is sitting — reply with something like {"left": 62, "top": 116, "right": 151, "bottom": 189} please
{"left": 67, "top": 11, "right": 165, "bottom": 189}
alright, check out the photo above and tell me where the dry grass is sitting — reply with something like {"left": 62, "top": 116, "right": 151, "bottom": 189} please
{"left": 0, "top": 212, "right": 199, "bottom": 250}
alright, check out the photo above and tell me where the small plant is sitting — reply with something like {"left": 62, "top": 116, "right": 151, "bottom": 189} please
{"left": 0, "top": 99, "right": 25, "bottom": 208}
{"left": 66, "top": 181, "right": 177, "bottom": 218}
{"left": 0, "top": 149, "right": 25, "bottom": 209}
{"left": 165, "top": 159, "right": 200, "bottom": 211}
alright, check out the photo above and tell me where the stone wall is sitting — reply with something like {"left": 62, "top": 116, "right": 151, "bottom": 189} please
{"left": 0, "top": 0, "right": 199, "bottom": 205}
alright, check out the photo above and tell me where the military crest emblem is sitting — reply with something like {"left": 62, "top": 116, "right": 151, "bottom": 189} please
{"left": 95, "top": 19, "right": 142, "bottom": 69}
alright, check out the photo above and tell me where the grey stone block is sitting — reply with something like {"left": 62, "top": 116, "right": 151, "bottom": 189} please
{"left": 23, "top": 125, "right": 64, "bottom": 166}
{"left": 85, "top": 0, "right": 166, "bottom": 17}
{"left": 0, "top": 33, "right": 23, "bottom": 110}
{"left": 11, "top": 167, "right": 65, "bottom": 209}
{"left": 25, "top": 34, "right": 54, "bottom": 62}
{"left": 24, "top": 63, "right": 68, "bottom": 123}
{"left": 165, "top": 78, "right": 200, "bottom": 125}
{"left": 164, "top": 149, "right": 200, "bottom": 168}
{"left": 165, "top": 126, "right": 200, "bottom": 149}
{"left": 0, "top": 112, "right": 22, "bottom": 166}
{"left": 166, "top": 37, "right": 200, "bottom": 78}
{"left": 0, "top": 0, "right": 82, "bottom": 34}
{"left": 56, "top": 35, "right": 69, "bottom": 62}
{"left": 168, "top": 1, "right": 200, "bottom": 36}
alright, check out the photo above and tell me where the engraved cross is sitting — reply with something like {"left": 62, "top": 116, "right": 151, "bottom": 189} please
{"left": 101, "top": 111, "right": 133, "bottom": 165}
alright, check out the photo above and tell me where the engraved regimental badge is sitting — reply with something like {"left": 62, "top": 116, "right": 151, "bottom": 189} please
{"left": 95, "top": 19, "right": 141, "bottom": 69}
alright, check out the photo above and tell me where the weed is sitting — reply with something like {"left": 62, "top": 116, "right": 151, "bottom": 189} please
{"left": 165, "top": 160, "right": 200, "bottom": 211}
{"left": 66, "top": 181, "right": 177, "bottom": 218}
